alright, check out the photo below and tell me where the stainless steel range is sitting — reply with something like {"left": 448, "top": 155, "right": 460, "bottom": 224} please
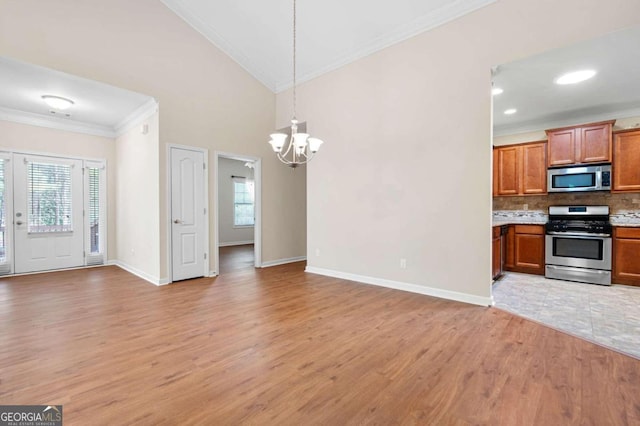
{"left": 545, "top": 205, "right": 612, "bottom": 285}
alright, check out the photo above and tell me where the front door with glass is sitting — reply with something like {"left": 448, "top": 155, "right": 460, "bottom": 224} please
{"left": 13, "top": 154, "right": 84, "bottom": 273}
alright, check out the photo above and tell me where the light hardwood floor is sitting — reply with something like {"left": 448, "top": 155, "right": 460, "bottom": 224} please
{"left": 219, "top": 244, "right": 254, "bottom": 273}
{"left": 1, "top": 264, "right": 639, "bottom": 425}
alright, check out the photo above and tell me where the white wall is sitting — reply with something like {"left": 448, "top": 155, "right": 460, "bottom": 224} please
{"left": 0, "top": 0, "right": 306, "bottom": 283}
{"left": 115, "top": 111, "right": 160, "bottom": 282}
{"left": 276, "top": 0, "right": 640, "bottom": 305}
{"left": 218, "top": 158, "right": 254, "bottom": 245}
{"left": 0, "top": 120, "right": 117, "bottom": 262}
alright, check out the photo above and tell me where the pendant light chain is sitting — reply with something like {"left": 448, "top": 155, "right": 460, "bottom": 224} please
{"left": 266, "top": 0, "right": 324, "bottom": 167}
{"left": 292, "top": 0, "right": 297, "bottom": 119}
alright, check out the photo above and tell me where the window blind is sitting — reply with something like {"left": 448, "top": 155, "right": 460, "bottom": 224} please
{"left": 0, "top": 159, "right": 6, "bottom": 264}
{"left": 27, "top": 162, "right": 73, "bottom": 233}
{"left": 88, "top": 167, "right": 100, "bottom": 254}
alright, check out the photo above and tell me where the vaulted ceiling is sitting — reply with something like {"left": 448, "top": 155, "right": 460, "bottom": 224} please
{"left": 160, "top": 0, "right": 497, "bottom": 92}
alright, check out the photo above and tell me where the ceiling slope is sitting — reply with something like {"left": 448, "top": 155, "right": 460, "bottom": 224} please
{"left": 160, "top": 0, "right": 497, "bottom": 92}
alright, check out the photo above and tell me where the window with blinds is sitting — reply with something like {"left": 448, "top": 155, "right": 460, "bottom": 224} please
{"left": 234, "top": 181, "right": 255, "bottom": 226}
{"left": 85, "top": 162, "right": 105, "bottom": 266}
{"left": 0, "top": 159, "right": 6, "bottom": 263}
{"left": 27, "top": 162, "right": 73, "bottom": 233}
{"left": 88, "top": 167, "right": 100, "bottom": 254}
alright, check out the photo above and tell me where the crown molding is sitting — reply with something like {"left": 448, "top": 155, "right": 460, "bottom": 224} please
{"left": 0, "top": 106, "right": 116, "bottom": 138}
{"left": 159, "top": 0, "right": 277, "bottom": 92}
{"left": 114, "top": 98, "right": 159, "bottom": 137}
{"left": 274, "top": 0, "right": 497, "bottom": 92}
{"left": 494, "top": 107, "right": 640, "bottom": 137}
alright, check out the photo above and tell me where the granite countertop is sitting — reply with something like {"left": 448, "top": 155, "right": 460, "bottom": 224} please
{"left": 611, "top": 221, "right": 640, "bottom": 227}
{"left": 492, "top": 211, "right": 547, "bottom": 227}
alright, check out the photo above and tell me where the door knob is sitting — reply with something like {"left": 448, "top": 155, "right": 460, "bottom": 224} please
{"left": 173, "top": 219, "right": 182, "bottom": 224}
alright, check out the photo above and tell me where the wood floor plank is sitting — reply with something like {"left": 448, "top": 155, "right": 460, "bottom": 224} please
{"left": 1, "top": 264, "right": 640, "bottom": 425}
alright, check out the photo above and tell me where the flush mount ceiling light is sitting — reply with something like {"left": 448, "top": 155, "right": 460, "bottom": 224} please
{"left": 41, "top": 95, "right": 74, "bottom": 110}
{"left": 491, "top": 87, "right": 504, "bottom": 96}
{"left": 504, "top": 108, "right": 517, "bottom": 115}
{"left": 268, "top": 0, "right": 323, "bottom": 168}
{"left": 555, "top": 69, "right": 596, "bottom": 85}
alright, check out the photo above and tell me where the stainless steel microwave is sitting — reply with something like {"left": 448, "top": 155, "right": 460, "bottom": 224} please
{"left": 547, "top": 164, "right": 611, "bottom": 193}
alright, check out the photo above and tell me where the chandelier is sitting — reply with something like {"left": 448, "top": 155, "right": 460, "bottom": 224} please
{"left": 268, "top": 0, "right": 323, "bottom": 168}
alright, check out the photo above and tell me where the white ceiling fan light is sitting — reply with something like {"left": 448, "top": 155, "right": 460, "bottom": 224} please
{"left": 504, "top": 108, "right": 517, "bottom": 115}
{"left": 554, "top": 69, "right": 597, "bottom": 85}
{"left": 41, "top": 95, "right": 75, "bottom": 110}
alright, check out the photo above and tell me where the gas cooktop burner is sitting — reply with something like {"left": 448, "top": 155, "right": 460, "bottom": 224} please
{"left": 546, "top": 205, "right": 612, "bottom": 236}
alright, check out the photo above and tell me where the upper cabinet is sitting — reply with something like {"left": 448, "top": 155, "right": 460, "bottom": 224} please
{"left": 493, "top": 141, "right": 547, "bottom": 196}
{"left": 546, "top": 120, "right": 614, "bottom": 167}
{"left": 613, "top": 129, "right": 640, "bottom": 192}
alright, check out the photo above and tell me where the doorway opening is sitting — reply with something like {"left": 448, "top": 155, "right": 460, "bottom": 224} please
{"left": 214, "top": 152, "right": 262, "bottom": 274}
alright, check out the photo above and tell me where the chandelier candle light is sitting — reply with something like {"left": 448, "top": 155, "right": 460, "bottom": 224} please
{"left": 268, "top": 0, "right": 323, "bottom": 167}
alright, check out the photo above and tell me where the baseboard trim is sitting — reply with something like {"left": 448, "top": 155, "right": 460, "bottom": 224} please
{"left": 110, "top": 260, "right": 168, "bottom": 286}
{"left": 261, "top": 256, "right": 307, "bottom": 268}
{"left": 5, "top": 263, "right": 110, "bottom": 278}
{"left": 305, "top": 266, "right": 492, "bottom": 307}
{"left": 219, "top": 241, "right": 255, "bottom": 247}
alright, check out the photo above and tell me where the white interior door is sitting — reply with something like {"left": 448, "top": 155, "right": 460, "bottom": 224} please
{"left": 171, "top": 147, "right": 205, "bottom": 281}
{"left": 13, "top": 154, "right": 84, "bottom": 273}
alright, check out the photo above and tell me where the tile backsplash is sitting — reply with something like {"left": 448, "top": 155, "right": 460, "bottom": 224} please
{"left": 493, "top": 192, "right": 640, "bottom": 213}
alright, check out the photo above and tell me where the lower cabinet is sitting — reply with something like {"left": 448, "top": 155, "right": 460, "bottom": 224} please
{"left": 613, "top": 227, "right": 640, "bottom": 286}
{"left": 492, "top": 227, "right": 501, "bottom": 279}
{"left": 504, "top": 224, "right": 545, "bottom": 275}
{"left": 492, "top": 226, "right": 507, "bottom": 280}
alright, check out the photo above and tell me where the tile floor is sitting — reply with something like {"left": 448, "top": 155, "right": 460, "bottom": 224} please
{"left": 492, "top": 272, "right": 640, "bottom": 359}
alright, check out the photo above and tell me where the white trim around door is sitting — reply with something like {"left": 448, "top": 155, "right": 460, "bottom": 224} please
{"left": 213, "top": 151, "right": 262, "bottom": 275}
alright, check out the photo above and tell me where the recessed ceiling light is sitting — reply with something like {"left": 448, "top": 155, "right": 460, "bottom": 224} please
{"left": 42, "top": 95, "right": 74, "bottom": 110}
{"left": 492, "top": 87, "right": 504, "bottom": 96}
{"left": 555, "top": 70, "right": 596, "bottom": 85}
{"left": 504, "top": 108, "right": 517, "bottom": 115}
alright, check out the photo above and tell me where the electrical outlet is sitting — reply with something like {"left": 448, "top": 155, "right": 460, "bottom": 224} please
{"left": 523, "top": 204, "right": 529, "bottom": 211}
{"left": 315, "top": 248, "right": 320, "bottom": 257}
{"left": 400, "top": 258, "right": 407, "bottom": 269}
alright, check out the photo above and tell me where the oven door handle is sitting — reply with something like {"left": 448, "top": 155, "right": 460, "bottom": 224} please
{"left": 546, "top": 231, "right": 611, "bottom": 238}
{"left": 546, "top": 265, "right": 610, "bottom": 274}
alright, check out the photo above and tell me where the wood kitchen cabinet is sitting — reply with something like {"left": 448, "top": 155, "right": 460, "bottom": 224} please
{"left": 504, "top": 224, "right": 545, "bottom": 275}
{"left": 546, "top": 120, "right": 614, "bottom": 167}
{"left": 613, "top": 129, "right": 640, "bottom": 192}
{"left": 492, "top": 226, "right": 508, "bottom": 280}
{"left": 613, "top": 227, "right": 640, "bottom": 286}
{"left": 492, "top": 226, "right": 501, "bottom": 279}
{"left": 493, "top": 141, "right": 547, "bottom": 196}
{"left": 504, "top": 225, "right": 515, "bottom": 270}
